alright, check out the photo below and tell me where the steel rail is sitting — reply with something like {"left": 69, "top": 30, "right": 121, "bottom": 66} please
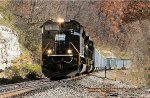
{"left": 0, "top": 79, "right": 50, "bottom": 98}
{"left": 0, "top": 78, "right": 49, "bottom": 91}
{"left": 0, "top": 83, "right": 51, "bottom": 98}
{"left": 0, "top": 67, "right": 113, "bottom": 98}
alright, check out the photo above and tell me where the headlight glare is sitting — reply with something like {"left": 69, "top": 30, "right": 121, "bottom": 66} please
{"left": 67, "top": 49, "right": 72, "bottom": 54}
{"left": 47, "top": 49, "right": 52, "bottom": 54}
{"left": 57, "top": 18, "right": 64, "bottom": 24}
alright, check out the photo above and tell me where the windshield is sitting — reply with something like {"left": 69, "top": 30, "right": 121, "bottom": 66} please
{"left": 45, "top": 24, "right": 59, "bottom": 30}
{"left": 44, "top": 22, "right": 80, "bottom": 32}
{"left": 62, "top": 22, "right": 80, "bottom": 32}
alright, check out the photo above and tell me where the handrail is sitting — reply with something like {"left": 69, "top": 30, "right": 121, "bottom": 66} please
{"left": 69, "top": 42, "right": 79, "bottom": 54}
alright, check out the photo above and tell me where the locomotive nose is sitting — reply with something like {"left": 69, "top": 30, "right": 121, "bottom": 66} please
{"left": 52, "top": 56, "right": 63, "bottom": 63}
{"left": 51, "top": 56, "right": 73, "bottom": 64}
{"left": 57, "top": 50, "right": 63, "bottom": 54}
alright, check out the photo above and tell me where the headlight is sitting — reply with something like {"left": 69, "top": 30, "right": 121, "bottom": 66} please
{"left": 47, "top": 49, "right": 52, "bottom": 54}
{"left": 67, "top": 49, "right": 72, "bottom": 54}
{"left": 57, "top": 18, "right": 64, "bottom": 24}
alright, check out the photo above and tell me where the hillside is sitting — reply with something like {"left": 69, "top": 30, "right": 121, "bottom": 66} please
{"left": 8, "top": 0, "right": 149, "bottom": 59}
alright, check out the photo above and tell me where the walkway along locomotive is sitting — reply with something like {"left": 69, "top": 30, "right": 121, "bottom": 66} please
{"left": 41, "top": 19, "right": 95, "bottom": 78}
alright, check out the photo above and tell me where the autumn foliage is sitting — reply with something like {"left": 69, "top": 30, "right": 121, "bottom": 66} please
{"left": 2, "top": 0, "right": 150, "bottom": 85}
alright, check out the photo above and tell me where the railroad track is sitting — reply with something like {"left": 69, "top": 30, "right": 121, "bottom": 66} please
{"left": 0, "top": 74, "right": 146, "bottom": 98}
{"left": 0, "top": 74, "right": 94, "bottom": 97}
{"left": 0, "top": 78, "right": 50, "bottom": 98}
{"left": 69, "top": 74, "right": 144, "bottom": 97}
{"left": 0, "top": 74, "right": 91, "bottom": 98}
{"left": 0, "top": 68, "right": 117, "bottom": 98}
{"left": 86, "top": 86, "right": 147, "bottom": 98}
{"left": 67, "top": 70, "right": 145, "bottom": 98}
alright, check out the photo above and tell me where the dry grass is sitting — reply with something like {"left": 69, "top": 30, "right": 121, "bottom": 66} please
{"left": 114, "top": 68, "right": 149, "bottom": 87}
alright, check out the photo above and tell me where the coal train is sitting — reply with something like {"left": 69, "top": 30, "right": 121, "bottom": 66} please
{"left": 41, "top": 19, "right": 95, "bottom": 78}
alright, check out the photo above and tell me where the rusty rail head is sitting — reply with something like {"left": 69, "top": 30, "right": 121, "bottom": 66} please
{"left": 0, "top": 79, "right": 50, "bottom": 98}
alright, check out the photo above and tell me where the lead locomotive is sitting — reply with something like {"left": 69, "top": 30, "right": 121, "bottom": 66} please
{"left": 41, "top": 19, "right": 95, "bottom": 78}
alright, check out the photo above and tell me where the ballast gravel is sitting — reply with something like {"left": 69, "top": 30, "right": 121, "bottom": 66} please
{"left": 22, "top": 72, "right": 150, "bottom": 98}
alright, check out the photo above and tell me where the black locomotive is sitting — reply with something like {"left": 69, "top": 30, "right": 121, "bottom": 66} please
{"left": 41, "top": 19, "right": 95, "bottom": 78}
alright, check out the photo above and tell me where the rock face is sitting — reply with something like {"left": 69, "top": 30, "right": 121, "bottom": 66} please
{"left": 0, "top": 25, "right": 20, "bottom": 70}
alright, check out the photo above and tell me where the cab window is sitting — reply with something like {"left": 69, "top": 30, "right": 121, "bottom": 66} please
{"left": 45, "top": 24, "right": 59, "bottom": 31}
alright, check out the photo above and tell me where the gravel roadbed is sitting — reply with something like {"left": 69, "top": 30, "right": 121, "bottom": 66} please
{"left": 16, "top": 71, "right": 150, "bottom": 98}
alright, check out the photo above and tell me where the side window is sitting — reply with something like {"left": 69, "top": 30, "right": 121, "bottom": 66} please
{"left": 73, "top": 23, "right": 80, "bottom": 32}
{"left": 61, "top": 23, "right": 72, "bottom": 30}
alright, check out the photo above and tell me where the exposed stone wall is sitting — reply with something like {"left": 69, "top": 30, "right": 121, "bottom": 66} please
{"left": 0, "top": 25, "right": 20, "bottom": 70}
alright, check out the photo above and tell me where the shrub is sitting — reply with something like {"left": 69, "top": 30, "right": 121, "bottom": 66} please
{"left": 26, "top": 72, "right": 39, "bottom": 80}
{"left": 11, "top": 75, "right": 24, "bottom": 83}
{"left": 0, "top": 78, "right": 11, "bottom": 84}
{"left": 5, "top": 64, "right": 43, "bottom": 82}
{"left": 23, "top": 64, "right": 43, "bottom": 79}
{"left": 4, "top": 52, "right": 43, "bottom": 82}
